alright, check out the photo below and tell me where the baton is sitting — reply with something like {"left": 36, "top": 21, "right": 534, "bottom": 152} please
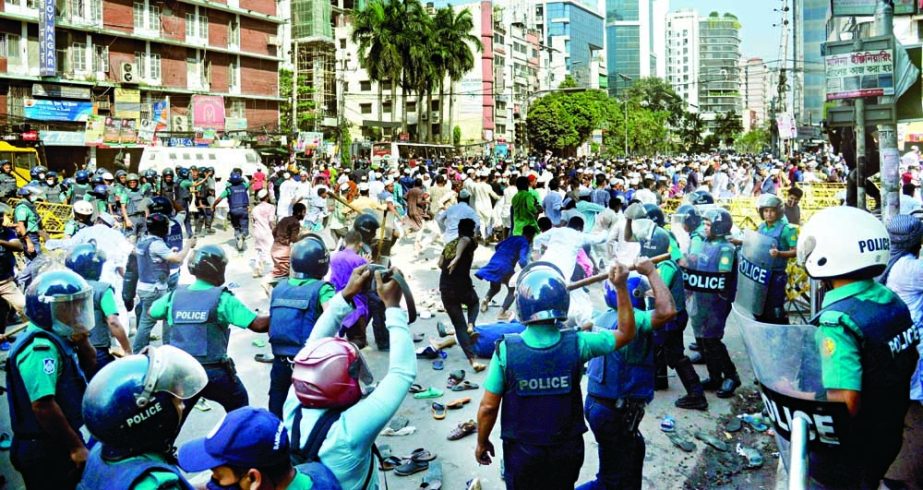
{"left": 329, "top": 192, "right": 363, "bottom": 214}
{"left": 0, "top": 321, "right": 28, "bottom": 341}
{"left": 566, "top": 253, "right": 671, "bottom": 291}
{"left": 375, "top": 207, "right": 389, "bottom": 262}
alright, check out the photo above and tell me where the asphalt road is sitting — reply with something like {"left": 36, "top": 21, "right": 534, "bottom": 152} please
{"left": 0, "top": 226, "right": 763, "bottom": 489}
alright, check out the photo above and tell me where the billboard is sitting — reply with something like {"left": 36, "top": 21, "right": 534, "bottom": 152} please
{"left": 192, "top": 95, "right": 226, "bottom": 130}
{"left": 831, "top": 0, "right": 916, "bottom": 16}
{"left": 114, "top": 88, "right": 141, "bottom": 120}
{"left": 825, "top": 49, "right": 894, "bottom": 100}
{"left": 24, "top": 98, "right": 94, "bottom": 121}
{"left": 39, "top": 0, "right": 56, "bottom": 76}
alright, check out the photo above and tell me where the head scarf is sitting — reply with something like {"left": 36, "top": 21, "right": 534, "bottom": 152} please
{"left": 880, "top": 214, "right": 923, "bottom": 284}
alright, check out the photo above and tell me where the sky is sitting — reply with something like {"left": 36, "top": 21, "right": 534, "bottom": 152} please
{"left": 670, "top": 0, "right": 788, "bottom": 64}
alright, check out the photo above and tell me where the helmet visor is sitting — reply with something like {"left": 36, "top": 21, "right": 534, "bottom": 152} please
{"left": 47, "top": 288, "right": 94, "bottom": 336}
{"left": 630, "top": 218, "right": 656, "bottom": 243}
{"left": 138, "top": 345, "right": 207, "bottom": 406}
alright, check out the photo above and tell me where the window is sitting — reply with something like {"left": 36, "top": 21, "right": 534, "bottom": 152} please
{"left": 186, "top": 8, "right": 208, "bottom": 42}
{"left": 199, "top": 15, "right": 208, "bottom": 42}
{"left": 0, "top": 34, "right": 21, "bottom": 62}
{"left": 360, "top": 103, "right": 372, "bottom": 114}
{"left": 136, "top": 50, "right": 159, "bottom": 81}
{"left": 407, "top": 101, "right": 416, "bottom": 112}
{"left": 360, "top": 80, "right": 371, "bottom": 91}
{"left": 494, "top": 33, "right": 505, "bottom": 45}
{"left": 72, "top": 42, "right": 87, "bottom": 72}
{"left": 149, "top": 52, "right": 160, "bottom": 80}
{"left": 381, "top": 80, "right": 392, "bottom": 91}
{"left": 134, "top": 1, "right": 160, "bottom": 34}
{"left": 134, "top": 3, "right": 144, "bottom": 30}
{"left": 382, "top": 101, "right": 392, "bottom": 113}
{"left": 229, "top": 17, "right": 239, "bottom": 47}
{"left": 230, "top": 99, "right": 245, "bottom": 117}
{"left": 431, "top": 100, "right": 439, "bottom": 111}
{"left": 93, "top": 45, "right": 108, "bottom": 73}
{"left": 229, "top": 57, "right": 239, "bottom": 91}
{"left": 339, "top": 38, "right": 346, "bottom": 49}
{"left": 186, "top": 13, "right": 196, "bottom": 39}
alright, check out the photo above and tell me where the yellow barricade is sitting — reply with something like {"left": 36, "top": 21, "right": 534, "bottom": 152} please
{"left": 7, "top": 198, "right": 72, "bottom": 238}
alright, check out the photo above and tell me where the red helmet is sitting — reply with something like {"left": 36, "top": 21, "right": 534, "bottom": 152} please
{"left": 292, "top": 337, "right": 373, "bottom": 409}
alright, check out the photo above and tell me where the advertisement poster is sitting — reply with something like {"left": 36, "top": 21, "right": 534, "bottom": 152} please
{"left": 138, "top": 119, "right": 157, "bottom": 143}
{"left": 85, "top": 115, "right": 106, "bottom": 144}
{"left": 39, "top": 0, "right": 56, "bottom": 76}
{"left": 192, "top": 95, "right": 226, "bottom": 130}
{"left": 104, "top": 118, "right": 138, "bottom": 144}
{"left": 832, "top": 0, "right": 915, "bottom": 16}
{"left": 24, "top": 98, "right": 94, "bottom": 121}
{"left": 825, "top": 49, "right": 894, "bottom": 100}
{"left": 151, "top": 100, "right": 169, "bottom": 131}
{"left": 224, "top": 117, "right": 248, "bottom": 131}
{"left": 114, "top": 88, "right": 141, "bottom": 120}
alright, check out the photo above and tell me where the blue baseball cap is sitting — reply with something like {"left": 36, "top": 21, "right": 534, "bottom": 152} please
{"left": 178, "top": 407, "right": 290, "bottom": 472}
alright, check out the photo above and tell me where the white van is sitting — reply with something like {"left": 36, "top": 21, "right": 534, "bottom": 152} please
{"left": 138, "top": 147, "right": 268, "bottom": 183}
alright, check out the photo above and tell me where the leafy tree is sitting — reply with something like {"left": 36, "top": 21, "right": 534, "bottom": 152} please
{"left": 679, "top": 111, "right": 705, "bottom": 152}
{"left": 734, "top": 127, "right": 770, "bottom": 154}
{"left": 436, "top": 6, "right": 480, "bottom": 143}
{"left": 714, "top": 111, "right": 743, "bottom": 147}
{"left": 623, "top": 77, "right": 684, "bottom": 126}
{"left": 352, "top": 0, "right": 403, "bottom": 129}
{"left": 526, "top": 97, "right": 578, "bottom": 153}
{"left": 279, "top": 68, "right": 315, "bottom": 134}
{"left": 453, "top": 125, "right": 461, "bottom": 146}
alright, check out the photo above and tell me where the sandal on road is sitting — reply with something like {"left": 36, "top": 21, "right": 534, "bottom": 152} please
{"left": 394, "top": 459, "right": 429, "bottom": 476}
{"left": 413, "top": 387, "right": 444, "bottom": 399}
{"left": 408, "top": 384, "right": 425, "bottom": 394}
{"left": 737, "top": 444, "right": 764, "bottom": 468}
{"left": 432, "top": 402, "right": 447, "bottom": 420}
{"left": 448, "top": 370, "right": 466, "bottom": 383}
{"left": 448, "top": 420, "right": 477, "bottom": 440}
{"left": 446, "top": 397, "right": 471, "bottom": 409}
{"left": 420, "top": 461, "right": 443, "bottom": 490}
{"left": 407, "top": 448, "right": 437, "bottom": 462}
{"left": 695, "top": 431, "right": 729, "bottom": 452}
{"left": 667, "top": 431, "right": 696, "bottom": 452}
{"left": 450, "top": 380, "right": 479, "bottom": 392}
{"left": 254, "top": 353, "right": 273, "bottom": 363}
{"left": 725, "top": 417, "right": 742, "bottom": 433}
{"left": 432, "top": 359, "right": 444, "bottom": 370}
{"left": 379, "top": 456, "right": 402, "bottom": 471}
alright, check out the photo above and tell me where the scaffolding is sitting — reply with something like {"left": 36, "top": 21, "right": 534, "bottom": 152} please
{"left": 292, "top": 0, "right": 337, "bottom": 131}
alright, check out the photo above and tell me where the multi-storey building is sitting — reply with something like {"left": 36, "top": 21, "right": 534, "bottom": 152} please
{"left": 544, "top": 0, "right": 606, "bottom": 90}
{"left": 604, "top": 0, "right": 667, "bottom": 97}
{"left": 739, "top": 57, "right": 769, "bottom": 131}
{"left": 698, "top": 11, "right": 741, "bottom": 130}
{"left": 0, "top": 0, "right": 283, "bottom": 168}
{"left": 795, "top": 0, "right": 828, "bottom": 126}
{"left": 665, "top": 8, "right": 699, "bottom": 109}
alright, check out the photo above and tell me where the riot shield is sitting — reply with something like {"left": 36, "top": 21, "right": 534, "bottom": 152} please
{"left": 731, "top": 304, "right": 853, "bottom": 488}
{"left": 735, "top": 230, "right": 776, "bottom": 316}
{"left": 681, "top": 241, "right": 733, "bottom": 295}
{"left": 669, "top": 213, "right": 691, "bottom": 254}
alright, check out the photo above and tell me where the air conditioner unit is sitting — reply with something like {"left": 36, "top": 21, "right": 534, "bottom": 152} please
{"left": 268, "top": 35, "right": 280, "bottom": 46}
{"left": 420, "top": 112, "right": 428, "bottom": 121}
{"left": 431, "top": 113, "right": 440, "bottom": 123}
{"left": 120, "top": 62, "right": 137, "bottom": 83}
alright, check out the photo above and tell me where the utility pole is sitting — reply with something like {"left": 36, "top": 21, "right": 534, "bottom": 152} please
{"left": 292, "top": 40, "right": 299, "bottom": 134}
{"left": 875, "top": 0, "right": 899, "bottom": 221}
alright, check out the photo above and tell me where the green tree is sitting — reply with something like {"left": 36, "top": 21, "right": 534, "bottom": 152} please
{"left": 527, "top": 96, "right": 579, "bottom": 153}
{"left": 679, "top": 111, "right": 705, "bottom": 152}
{"left": 279, "top": 68, "right": 315, "bottom": 134}
{"left": 453, "top": 125, "right": 461, "bottom": 146}
{"left": 436, "top": 6, "right": 480, "bottom": 143}
{"left": 352, "top": 0, "right": 402, "bottom": 132}
{"left": 623, "top": 77, "right": 684, "bottom": 126}
{"left": 734, "top": 127, "right": 770, "bottom": 154}
{"left": 714, "top": 111, "right": 743, "bottom": 147}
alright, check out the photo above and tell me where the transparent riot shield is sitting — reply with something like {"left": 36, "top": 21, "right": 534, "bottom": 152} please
{"left": 735, "top": 230, "right": 776, "bottom": 316}
{"left": 669, "top": 213, "right": 691, "bottom": 254}
{"left": 731, "top": 304, "right": 853, "bottom": 489}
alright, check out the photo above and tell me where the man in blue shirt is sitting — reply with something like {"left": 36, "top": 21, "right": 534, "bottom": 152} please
{"left": 0, "top": 203, "right": 24, "bottom": 350}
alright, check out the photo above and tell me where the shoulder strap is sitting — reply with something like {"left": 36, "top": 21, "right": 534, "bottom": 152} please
{"left": 293, "top": 408, "right": 343, "bottom": 464}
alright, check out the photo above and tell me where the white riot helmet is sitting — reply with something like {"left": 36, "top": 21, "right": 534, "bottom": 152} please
{"left": 797, "top": 206, "right": 889, "bottom": 279}
{"left": 73, "top": 200, "right": 94, "bottom": 217}
{"left": 756, "top": 193, "right": 783, "bottom": 212}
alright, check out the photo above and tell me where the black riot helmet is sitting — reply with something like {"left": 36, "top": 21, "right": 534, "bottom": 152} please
{"left": 188, "top": 245, "right": 228, "bottom": 286}
{"left": 353, "top": 213, "right": 380, "bottom": 245}
{"left": 290, "top": 234, "right": 330, "bottom": 279}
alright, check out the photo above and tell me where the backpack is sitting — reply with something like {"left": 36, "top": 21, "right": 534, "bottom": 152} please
{"left": 290, "top": 408, "right": 386, "bottom": 490}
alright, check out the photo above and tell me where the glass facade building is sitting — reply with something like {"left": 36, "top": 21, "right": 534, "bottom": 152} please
{"left": 699, "top": 13, "right": 741, "bottom": 121}
{"left": 605, "top": 0, "right": 656, "bottom": 97}
{"left": 547, "top": 1, "right": 604, "bottom": 88}
{"left": 799, "top": 0, "right": 828, "bottom": 124}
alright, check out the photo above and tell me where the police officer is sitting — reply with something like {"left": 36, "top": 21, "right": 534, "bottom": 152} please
{"left": 28, "top": 165, "right": 46, "bottom": 186}
{"left": 14, "top": 183, "right": 45, "bottom": 260}
{"left": 65, "top": 243, "right": 131, "bottom": 376}
{"left": 753, "top": 193, "right": 797, "bottom": 324}
{"left": 78, "top": 345, "right": 207, "bottom": 490}
{"left": 0, "top": 203, "right": 24, "bottom": 350}
{"left": 580, "top": 258, "right": 676, "bottom": 489}
{"left": 44, "top": 171, "right": 64, "bottom": 204}
{"left": 475, "top": 262, "right": 637, "bottom": 489}
{"left": 797, "top": 206, "right": 919, "bottom": 488}
{"left": 202, "top": 166, "right": 217, "bottom": 235}
{"left": 122, "top": 173, "right": 147, "bottom": 238}
{"left": 189, "top": 166, "right": 208, "bottom": 237}
{"left": 6, "top": 270, "right": 97, "bottom": 488}
{"left": 148, "top": 245, "right": 269, "bottom": 415}
{"left": 0, "top": 159, "right": 18, "bottom": 199}
{"left": 148, "top": 196, "right": 186, "bottom": 289}
{"left": 67, "top": 170, "right": 92, "bottom": 204}
{"left": 683, "top": 207, "right": 740, "bottom": 402}
{"left": 140, "top": 169, "right": 159, "bottom": 197}
{"left": 266, "top": 234, "right": 335, "bottom": 418}
{"left": 109, "top": 170, "right": 127, "bottom": 224}
{"left": 159, "top": 168, "right": 177, "bottom": 204}
{"left": 212, "top": 170, "right": 250, "bottom": 251}
{"left": 65, "top": 201, "right": 95, "bottom": 238}
{"left": 89, "top": 183, "right": 110, "bottom": 217}
{"left": 673, "top": 203, "right": 707, "bottom": 364}
{"left": 129, "top": 213, "right": 196, "bottom": 353}
{"left": 174, "top": 167, "right": 194, "bottom": 236}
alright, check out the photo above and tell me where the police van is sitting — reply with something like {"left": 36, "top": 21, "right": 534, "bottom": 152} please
{"left": 137, "top": 147, "right": 268, "bottom": 184}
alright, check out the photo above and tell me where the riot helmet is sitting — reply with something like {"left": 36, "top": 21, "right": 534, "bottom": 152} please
{"left": 25, "top": 270, "right": 95, "bottom": 338}
{"left": 45, "top": 171, "right": 58, "bottom": 185}
{"left": 73, "top": 200, "right": 94, "bottom": 220}
{"left": 686, "top": 190, "right": 715, "bottom": 206}
{"left": 126, "top": 173, "right": 140, "bottom": 189}
{"left": 177, "top": 167, "right": 190, "bottom": 179}
{"left": 115, "top": 169, "right": 128, "bottom": 182}
{"left": 82, "top": 345, "right": 207, "bottom": 458}
{"left": 30, "top": 165, "right": 47, "bottom": 181}
{"left": 290, "top": 234, "right": 329, "bottom": 279}
{"left": 292, "top": 337, "right": 373, "bottom": 409}
{"left": 75, "top": 170, "right": 90, "bottom": 184}
{"left": 228, "top": 171, "right": 243, "bottom": 185}
{"left": 515, "top": 261, "right": 569, "bottom": 324}
{"left": 639, "top": 227, "right": 672, "bottom": 258}
{"left": 353, "top": 213, "right": 380, "bottom": 244}
{"left": 148, "top": 196, "right": 175, "bottom": 217}
{"left": 146, "top": 213, "right": 170, "bottom": 238}
{"left": 797, "top": 206, "right": 889, "bottom": 280}
{"left": 703, "top": 207, "right": 733, "bottom": 238}
{"left": 161, "top": 168, "right": 175, "bottom": 178}
{"left": 90, "top": 184, "right": 108, "bottom": 199}
{"left": 188, "top": 245, "right": 228, "bottom": 286}
{"left": 673, "top": 204, "right": 701, "bottom": 231}
{"left": 18, "top": 183, "right": 45, "bottom": 202}
{"left": 603, "top": 272, "right": 650, "bottom": 311}
{"left": 643, "top": 203, "right": 665, "bottom": 227}
{"left": 65, "top": 242, "right": 106, "bottom": 281}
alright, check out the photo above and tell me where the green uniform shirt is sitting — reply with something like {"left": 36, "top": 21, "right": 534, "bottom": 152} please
{"left": 100, "top": 288, "right": 118, "bottom": 317}
{"left": 759, "top": 217, "right": 798, "bottom": 250}
{"left": 289, "top": 471, "right": 314, "bottom": 489}
{"left": 14, "top": 203, "right": 40, "bottom": 233}
{"left": 149, "top": 279, "right": 258, "bottom": 328}
{"left": 107, "top": 453, "right": 188, "bottom": 490}
{"left": 668, "top": 233, "right": 683, "bottom": 262}
{"left": 483, "top": 324, "right": 617, "bottom": 394}
{"left": 814, "top": 279, "right": 895, "bottom": 392}
{"left": 287, "top": 278, "right": 336, "bottom": 305}
{"left": 15, "top": 324, "right": 64, "bottom": 402}
{"left": 219, "top": 181, "right": 251, "bottom": 199}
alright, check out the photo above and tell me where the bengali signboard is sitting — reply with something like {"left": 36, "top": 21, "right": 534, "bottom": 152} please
{"left": 138, "top": 119, "right": 157, "bottom": 143}
{"left": 225, "top": 117, "right": 248, "bottom": 131}
{"left": 40, "top": 131, "right": 86, "bottom": 146}
{"left": 825, "top": 48, "right": 894, "bottom": 100}
{"left": 192, "top": 95, "right": 226, "bottom": 130}
{"left": 32, "top": 84, "right": 91, "bottom": 99}
{"left": 103, "top": 118, "right": 138, "bottom": 144}
{"left": 39, "top": 0, "right": 56, "bottom": 76}
{"left": 831, "top": 0, "right": 916, "bottom": 17}
{"left": 24, "top": 98, "right": 94, "bottom": 121}
{"left": 114, "top": 88, "right": 141, "bottom": 120}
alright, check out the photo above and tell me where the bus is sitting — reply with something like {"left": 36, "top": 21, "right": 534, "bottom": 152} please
{"left": 370, "top": 142, "right": 455, "bottom": 170}
{"left": 0, "top": 141, "right": 42, "bottom": 188}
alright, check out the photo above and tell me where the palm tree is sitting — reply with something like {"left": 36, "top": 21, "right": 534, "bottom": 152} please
{"left": 351, "top": 0, "right": 401, "bottom": 137}
{"left": 435, "top": 7, "right": 481, "bottom": 145}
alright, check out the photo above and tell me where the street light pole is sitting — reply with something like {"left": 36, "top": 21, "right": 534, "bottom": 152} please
{"left": 616, "top": 73, "right": 632, "bottom": 155}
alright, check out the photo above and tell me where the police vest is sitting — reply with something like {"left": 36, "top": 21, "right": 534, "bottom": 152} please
{"left": 78, "top": 444, "right": 194, "bottom": 490}
{"left": 88, "top": 280, "right": 114, "bottom": 349}
{"left": 166, "top": 219, "right": 183, "bottom": 274}
{"left": 6, "top": 328, "right": 87, "bottom": 438}
{"left": 176, "top": 180, "right": 191, "bottom": 202}
{"left": 0, "top": 171, "right": 16, "bottom": 198}
{"left": 136, "top": 236, "right": 170, "bottom": 286}
{"left": 659, "top": 260, "right": 686, "bottom": 313}
{"left": 228, "top": 184, "right": 249, "bottom": 212}
{"left": 160, "top": 183, "right": 177, "bottom": 203}
{"left": 269, "top": 280, "right": 325, "bottom": 356}
{"left": 684, "top": 239, "right": 735, "bottom": 297}
{"left": 125, "top": 189, "right": 145, "bottom": 216}
{"left": 44, "top": 183, "right": 63, "bottom": 203}
{"left": 813, "top": 286, "right": 919, "bottom": 426}
{"left": 72, "top": 183, "right": 91, "bottom": 202}
{"left": 587, "top": 310, "right": 655, "bottom": 403}
{"left": 500, "top": 328, "right": 586, "bottom": 445}
{"left": 758, "top": 220, "right": 791, "bottom": 271}
{"left": 108, "top": 185, "right": 122, "bottom": 205}
{"left": 168, "top": 286, "right": 228, "bottom": 364}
